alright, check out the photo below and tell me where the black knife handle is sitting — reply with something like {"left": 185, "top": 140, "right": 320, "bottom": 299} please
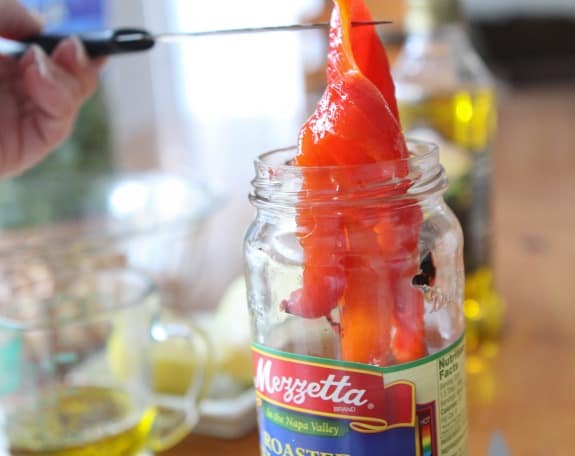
{"left": 22, "top": 28, "right": 155, "bottom": 58}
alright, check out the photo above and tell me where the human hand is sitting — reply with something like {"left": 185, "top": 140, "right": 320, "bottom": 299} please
{"left": 0, "top": 0, "right": 105, "bottom": 177}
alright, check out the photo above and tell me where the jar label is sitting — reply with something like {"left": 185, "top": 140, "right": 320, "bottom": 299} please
{"left": 252, "top": 336, "right": 467, "bottom": 455}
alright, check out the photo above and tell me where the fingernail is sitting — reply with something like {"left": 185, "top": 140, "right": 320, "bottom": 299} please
{"left": 31, "top": 45, "right": 49, "bottom": 79}
{"left": 69, "top": 36, "right": 87, "bottom": 67}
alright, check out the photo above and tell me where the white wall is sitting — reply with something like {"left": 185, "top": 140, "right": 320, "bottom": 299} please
{"left": 104, "top": 0, "right": 321, "bottom": 307}
{"left": 105, "top": 0, "right": 160, "bottom": 170}
{"left": 162, "top": 0, "right": 319, "bottom": 306}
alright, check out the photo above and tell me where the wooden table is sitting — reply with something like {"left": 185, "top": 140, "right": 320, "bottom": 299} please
{"left": 163, "top": 86, "right": 575, "bottom": 455}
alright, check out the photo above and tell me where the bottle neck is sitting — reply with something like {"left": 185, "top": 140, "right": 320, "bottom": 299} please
{"left": 402, "top": 23, "right": 471, "bottom": 58}
{"left": 405, "top": 0, "right": 463, "bottom": 35}
{"left": 401, "top": 0, "right": 472, "bottom": 62}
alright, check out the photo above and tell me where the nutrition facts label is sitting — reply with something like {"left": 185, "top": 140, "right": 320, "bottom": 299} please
{"left": 438, "top": 343, "right": 467, "bottom": 455}
{"left": 384, "top": 337, "right": 467, "bottom": 456}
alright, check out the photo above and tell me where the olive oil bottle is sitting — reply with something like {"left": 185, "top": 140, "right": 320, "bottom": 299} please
{"left": 393, "top": 0, "right": 504, "bottom": 353}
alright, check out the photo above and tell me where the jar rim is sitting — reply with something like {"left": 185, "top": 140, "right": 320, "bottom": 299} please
{"left": 254, "top": 139, "right": 439, "bottom": 173}
{"left": 250, "top": 140, "right": 446, "bottom": 210}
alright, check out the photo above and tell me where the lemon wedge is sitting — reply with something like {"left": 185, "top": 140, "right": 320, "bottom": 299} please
{"left": 107, "top": 277, "right": 253, "bottom": 395}
{"left": 107, "top": 322, "right": 136, "bottom": 381}
{"left": 107, "top": 314, "right": 213, "bottom": 396}
{"left": 151, "top": 337, "right": 205, "bottom": 396}
{"left": 212, "top": 276, "right": 253, "bottom": 386}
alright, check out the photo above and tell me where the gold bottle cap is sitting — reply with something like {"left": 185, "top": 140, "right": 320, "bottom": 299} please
{"left": 406, "top": 0, "right": 463, "bottom": 33}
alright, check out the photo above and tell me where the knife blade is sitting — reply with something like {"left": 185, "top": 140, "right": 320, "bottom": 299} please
{"left": 12, "top": 20, "right": 391, "bottom": 58}
{"left": 156, "top": 20, "right": 392, "bottom": 41}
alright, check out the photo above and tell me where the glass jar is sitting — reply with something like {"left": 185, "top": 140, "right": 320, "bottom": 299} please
{"left": 245, "top": 141, "right": 467, "bottom": 455}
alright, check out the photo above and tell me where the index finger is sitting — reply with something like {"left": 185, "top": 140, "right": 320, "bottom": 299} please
{"left": 0, "top": 0, "right": 43, "bottom": 40}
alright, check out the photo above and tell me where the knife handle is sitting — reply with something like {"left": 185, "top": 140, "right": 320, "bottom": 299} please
{"left": 21, "top": 28, "right": 155, "bottom": 58}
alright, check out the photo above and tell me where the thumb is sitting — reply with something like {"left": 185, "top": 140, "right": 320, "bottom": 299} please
{"left": 0, "top": 0, "right": 43, "bottom": 40}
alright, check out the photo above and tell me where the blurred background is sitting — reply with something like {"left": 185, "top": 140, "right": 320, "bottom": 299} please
{"left": 6, "top": 0, "right": 574, "bottom": 309}
{"left": 0, "top": 0, "right": 573, "bottom": 453}
{"left": 8, "top": 0, "right": 574, "bottom": 309}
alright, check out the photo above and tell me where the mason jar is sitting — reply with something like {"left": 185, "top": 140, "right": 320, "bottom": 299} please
{"left": 245, "top": 141, "right": 467, "bottom": 455}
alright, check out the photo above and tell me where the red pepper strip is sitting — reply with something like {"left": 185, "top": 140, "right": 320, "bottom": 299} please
{"left": 326, "top": 0, "right": 400, "bottom": 120}
{"left": 288, "top": 0, "right": 425, "bottom": 365}
{"left": 340, "top": 215, "right": 394, "bottom": 365}
{"left": 374, "top": 205, "right": 426, "bottom": 363}
{"left": 281, "top": 219, "right": 346, "bottom": 320}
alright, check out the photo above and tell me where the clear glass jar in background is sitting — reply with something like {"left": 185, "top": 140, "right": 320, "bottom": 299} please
{"left": 393, "top": 0, "right": 504, "bottom": 354}
{"left": 245, "top": 141, "right": 467, "bottom": 454}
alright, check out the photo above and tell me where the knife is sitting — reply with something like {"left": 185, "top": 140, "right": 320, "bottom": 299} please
{"left": 10, "top": 20, "right": 391, "bottom": 58}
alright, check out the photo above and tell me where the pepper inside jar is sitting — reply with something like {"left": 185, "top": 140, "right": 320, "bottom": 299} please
{"left": 245, "top": 140, "right": 465, "bottom": 367}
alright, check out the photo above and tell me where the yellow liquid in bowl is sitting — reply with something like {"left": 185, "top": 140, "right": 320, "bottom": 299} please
{"left": 8, "top": 386, "right": 156, "bottom": 456}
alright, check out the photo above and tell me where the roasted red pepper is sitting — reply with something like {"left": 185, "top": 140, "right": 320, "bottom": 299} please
{"left": 283, "top": 0, "right": 426, "bottom": 365}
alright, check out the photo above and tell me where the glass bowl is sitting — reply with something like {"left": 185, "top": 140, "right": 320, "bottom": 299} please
{"left": 0, "top": 172, "right": 220, "bottom": 314}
